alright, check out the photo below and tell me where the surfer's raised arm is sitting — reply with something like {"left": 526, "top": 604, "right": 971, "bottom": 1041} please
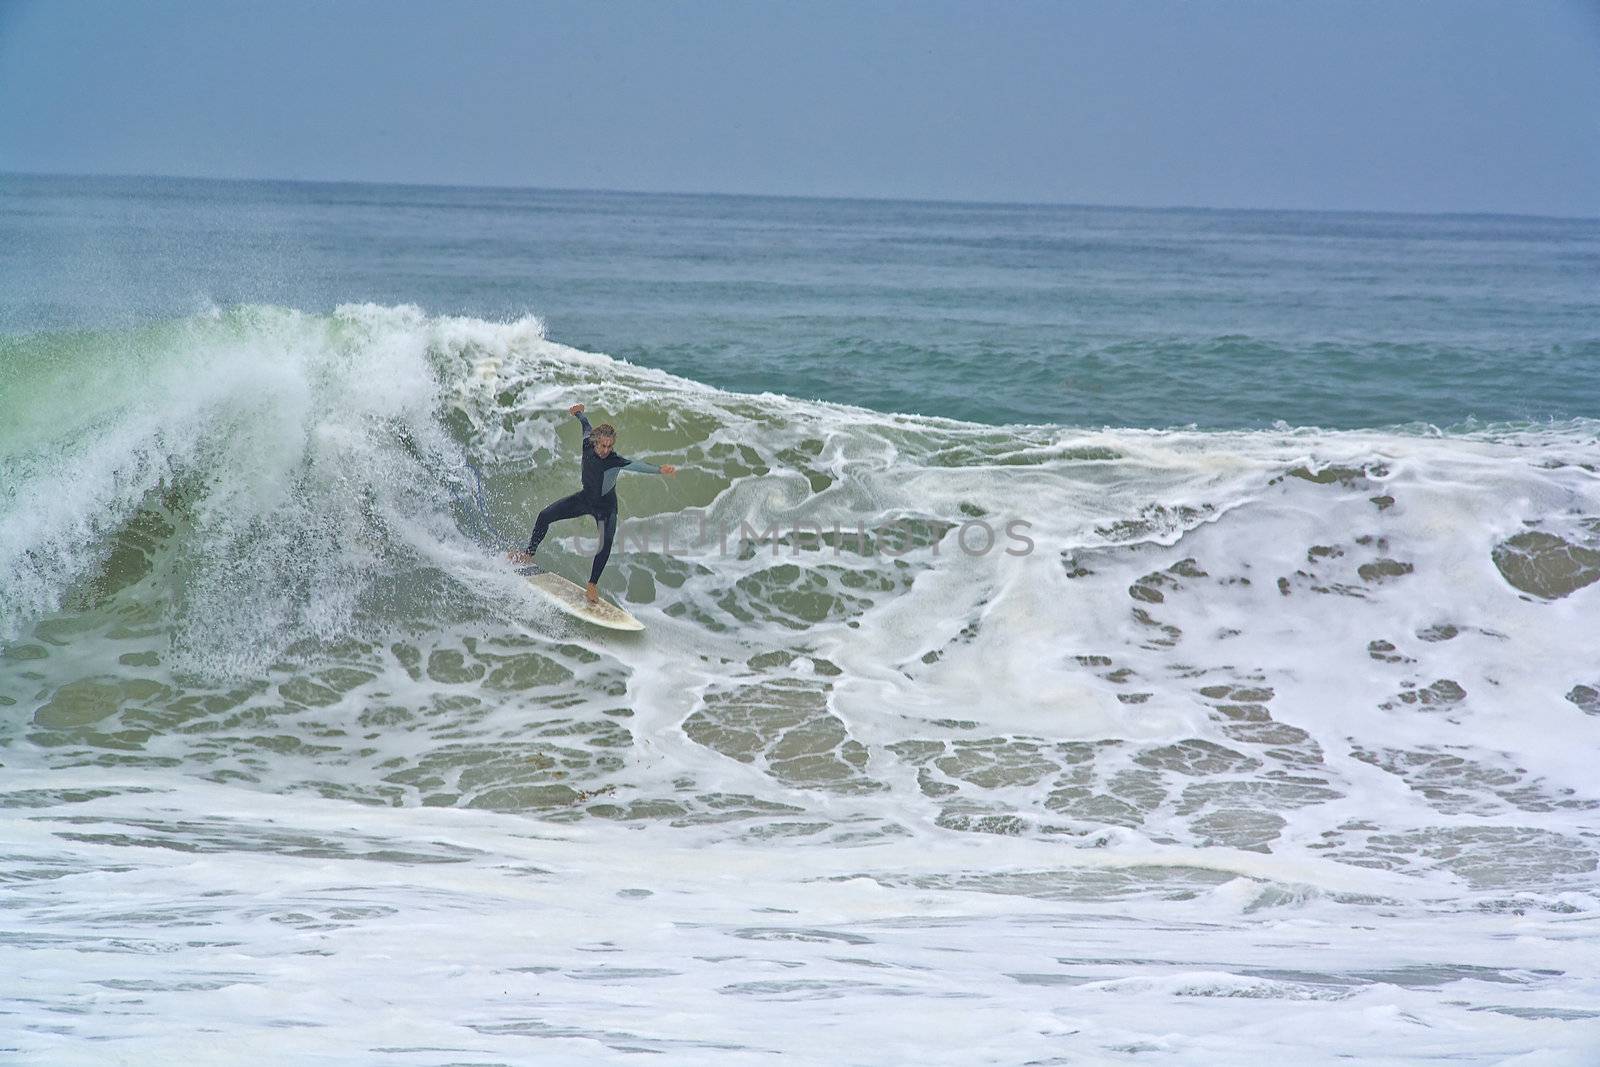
{"left": 569, "top": 403, "right": 592, "bottom": 443}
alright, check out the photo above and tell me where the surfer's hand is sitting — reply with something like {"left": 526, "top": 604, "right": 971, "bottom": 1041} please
{"left": 568, "top": 403, "right": 585, "bottom": 416}
{"left": 660, "top": 465, "right": 677, "bottom": 476}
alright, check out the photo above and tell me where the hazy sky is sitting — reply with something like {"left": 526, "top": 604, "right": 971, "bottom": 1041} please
{"left": 2, "top": 0, "right": 1598, "bottom": 215}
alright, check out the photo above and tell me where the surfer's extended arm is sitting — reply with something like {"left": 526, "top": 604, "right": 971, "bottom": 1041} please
{"left": 599, "top": 458, "right": 677, "bottom": 496}
{"left": 618, "top": 457, "right": 678, "bottom": 477}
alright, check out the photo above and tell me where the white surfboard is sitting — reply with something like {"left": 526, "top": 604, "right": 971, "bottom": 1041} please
{"left": 517, "top": 566, "right": 644, "bottom": 631}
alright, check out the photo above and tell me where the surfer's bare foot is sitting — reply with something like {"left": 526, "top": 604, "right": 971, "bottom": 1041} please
{"left": 508, "top": 550, "right": 533, "bottom": 565}
{"left": 585, "top": 581, "right": 599, "bottom": 604}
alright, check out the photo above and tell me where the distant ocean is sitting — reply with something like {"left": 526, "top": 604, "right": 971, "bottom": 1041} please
{"left": 3, "top": 174, "right": 1598, "bottom": 1065}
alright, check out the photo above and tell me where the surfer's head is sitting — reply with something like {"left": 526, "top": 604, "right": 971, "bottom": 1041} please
{"left": 593, "top": 424, "right": 617, "bottom": 457}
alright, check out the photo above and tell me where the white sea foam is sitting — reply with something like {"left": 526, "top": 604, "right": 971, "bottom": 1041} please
{"left": 3, "top": 306, "right": 1598, "bottom": 1063}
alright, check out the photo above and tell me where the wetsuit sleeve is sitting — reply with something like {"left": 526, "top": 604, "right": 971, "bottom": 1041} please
{"left": 575, "top": 412, "right": 593, "bottom": 444}
{"left": 599, "top": 457, "right": 662, "bottom": 497}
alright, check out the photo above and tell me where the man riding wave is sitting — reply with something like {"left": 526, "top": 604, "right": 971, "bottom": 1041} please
{"left": 509, "top": 404, "right": 678, "bottom": 603}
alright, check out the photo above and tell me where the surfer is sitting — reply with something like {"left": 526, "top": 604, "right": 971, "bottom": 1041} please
{"left": 509, "top": 404, "right": 677, "bottom": 603}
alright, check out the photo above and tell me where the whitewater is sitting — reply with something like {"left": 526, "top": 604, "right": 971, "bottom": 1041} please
{"left": 3, "top": 298, "right": 1599, "bottom": 1064}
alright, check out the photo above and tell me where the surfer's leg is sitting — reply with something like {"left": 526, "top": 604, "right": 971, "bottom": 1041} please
{"left": 587, "top": 509, "right": 618, "bottom": 585}
{"left": 525, "top": 493, "right": 589, "bottom": 555}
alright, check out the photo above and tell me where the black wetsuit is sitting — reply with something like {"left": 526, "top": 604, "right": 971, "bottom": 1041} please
{"left": 524, "top": 413, "right": 660, "bottom": 583}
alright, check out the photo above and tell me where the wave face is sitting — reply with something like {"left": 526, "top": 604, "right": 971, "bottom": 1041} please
{"left": 4, "top": 305, "right": 1600, "bottom": 1062}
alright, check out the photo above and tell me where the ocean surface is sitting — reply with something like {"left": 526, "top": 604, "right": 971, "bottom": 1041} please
{"left": 2, "top": 173, "right": 1599, "bottom": 1064}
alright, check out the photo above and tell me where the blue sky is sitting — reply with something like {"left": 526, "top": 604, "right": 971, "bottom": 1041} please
{"left": 2, "top": 0, "right": 1598, "bottom": 215}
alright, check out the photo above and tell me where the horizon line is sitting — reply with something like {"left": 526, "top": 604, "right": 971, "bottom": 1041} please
{"left": 4, "top": 168, "right": 1597, "bottom": 226}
